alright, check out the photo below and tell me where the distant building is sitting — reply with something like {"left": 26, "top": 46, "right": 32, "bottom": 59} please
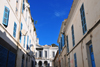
{"left": 58, "top": 0, "right": 100, "bottom": 67}
{"left": 0, "top": 0, "right": 37, "bottom": 67}
{"left": 35, "top": 42, "right": 58, "bottom": 67}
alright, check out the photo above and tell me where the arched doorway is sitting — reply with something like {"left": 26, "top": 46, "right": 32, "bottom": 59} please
{"left": 38, "top": 61, "right": 42, "bottom": 67}
{"left": 44, "top": 61, "right": 48, "bottom": 67}
{"left": 35, "top": 61, "right": 37, "bottom": 65}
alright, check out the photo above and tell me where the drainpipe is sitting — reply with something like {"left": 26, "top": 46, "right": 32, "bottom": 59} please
{"left": 81, "top": 42, "right": 84, "bottom": 67}
{"left": 16, "top": 0, "right": 23, "bottom": 66}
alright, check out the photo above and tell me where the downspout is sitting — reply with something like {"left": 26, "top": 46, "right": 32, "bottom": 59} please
{"left": 81, "top": 42, "right": 84, "bottom": 67}
{"left": 16, "top": 0, "right": 23, "bottom": 67}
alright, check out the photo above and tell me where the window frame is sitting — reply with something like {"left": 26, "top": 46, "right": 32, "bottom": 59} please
{"left": 80, "top": 4, "right": 87, "bottom": 35}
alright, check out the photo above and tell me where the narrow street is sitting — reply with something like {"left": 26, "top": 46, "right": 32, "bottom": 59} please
{"left": 0, "top": 0, "right": 100, "bottom": 67}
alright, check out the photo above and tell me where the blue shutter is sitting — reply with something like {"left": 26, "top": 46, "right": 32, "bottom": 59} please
{"left": 67, "top": 36, "right": 69, "bottom": 53}
{"left": 30, "top": 40, "right": 31, "bottom": 49}
{"left": 60, "top": 37, "right": 62, "bottom": 51}
{"left": 22, "top": 0, "right": 25, "bottom": 13}
{"left": 27, "top": 36, "right": 29, "bottom": 50}
{"left": 23, "top": 36, "right": 26, "bottom": 48}
{"left": 74, "top": 53, "right": 77, "bottom": 67}
{"left": 2, "top": 6, "right": 10, "bottom": 27}
{"left": 7, "top": 51, "right": 16, "bottom": 67}
{"left": 20, "top": 23, "right": 23, "bottom": 43}
{"left": 80, "top": 4, "right": 87, "bottom": 35}
{"left": 62, "top": 34, "right": 65, "bottom": 47}
{"left": 13, "top": 22, "right": 17, "bottom": 38}
{"left": 21, "top": 59, "right": 24, "bottom": 67}
{"left": 59, "top": 42, "right": 60, "bottom": 54}
{"left": 71, "top": 25, "right": 75, "bottom": 46}
{"left": 0, "top": 45, "right": 8, "bottom": 67}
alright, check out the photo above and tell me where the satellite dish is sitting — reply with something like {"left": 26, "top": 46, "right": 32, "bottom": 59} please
{"left": 21, "top": 29, "right": 27, "bottom": 36}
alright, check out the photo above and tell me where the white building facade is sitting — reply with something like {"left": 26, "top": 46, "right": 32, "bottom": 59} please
{"left": 35, "top": 43, "right": 58, "bottom": 67}
{"left": 0, "top": 0, "right": 37, "bottom": 67}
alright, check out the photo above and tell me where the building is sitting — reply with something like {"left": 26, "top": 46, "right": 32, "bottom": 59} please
{"left": 35, "top": 43, "right": 58, "bottom": 67}
{"left": 0, "top": 0, "right": 37, "bottom": 67}
{"left": 58, "top": 0, "right": 100, "bottom": 67}
{"left": 53, "top": 50, "right": 59, "bottom": 67}
{"left": 57, "top": 19, "right": 67, "bottom": 67}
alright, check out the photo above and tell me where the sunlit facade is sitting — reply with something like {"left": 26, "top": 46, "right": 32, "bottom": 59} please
{"left": 35, "top": 41, "right": 58, "bottom": 67}
{"left": 0, "top": 0, "right": 37, "bottom": 67}
{"left": 57, "top": 0, "right": 100, "bottom": 67}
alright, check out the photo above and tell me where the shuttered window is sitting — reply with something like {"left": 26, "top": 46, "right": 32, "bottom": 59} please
{"left": 0, "top": 45, "right": 8, "bottom": 67}
{"left": 60, "top": 37, "right": 62, "bottom": 51}
{"left": 0, "top": 45, "right": 16, "bottom": 67}
{"left": 45, "top": 51, "right": 47, "bottom": 58}
{"left": 27, "top": 36, "right": 29, "bottom": 50}
{"left": 22, "top": 0, "right": 25, "bottom": 13}
{"left": 80, "top": 4, "right": 87, "bottom": 35}
{"left": 2, "top": 6, "right": 10, "bottom": 27}
{"left": 71, "top": 25, "right": 75, "bottom": 46}
{"left": 13, "top": 22, "right": 17, "bottom": 38}
{"left": 62, "top": 34, "right": 65, "bottom": 47}
{"left": 21, "top": 59, "right": 24, "bottom": 67}
{"left": 19, "top": 23, "right": 23, "bottom": 43}
{"left": 7, "top": 51, "right": 16, "bottom": 67}
{"left": 66, "top": 36, "right": 69, "bottom": 53}
{"left": 74, "top": 53, "right": 77, "bottom": 67}
{"left": 23, "top": 36, "right": 26, "bottom": 48}
{"left": 59, "top": 42, "right": 61, "bottom": 54}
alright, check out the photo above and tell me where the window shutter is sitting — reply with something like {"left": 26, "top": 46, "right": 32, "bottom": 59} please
{"left": 0, "top": 45, "right": 8, "bottom": 67}
{"left": 20, "top": 23, "right": 23, "bottom": 43}
{"left": 2, "top": 6, "right": 10, "bottom": 27}
{"left": 7, "top": 51, "right": 16, "bottom": 67}
{"left": 80, "top": 4, "right": 87, "bottom": 35}
{"left": 13, "top": 22, "right": 17, "bottom": 38}
{"left": 74, "top": 53, "right": 77, "bottom": 67}
{"left": 71, "top": 25, "right": 75, "bottom": 46}
{"left": 24, "top": 36, "right": 26, "bottom": 48}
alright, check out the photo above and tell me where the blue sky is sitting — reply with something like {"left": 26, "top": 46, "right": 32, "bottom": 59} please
{"left": 28, "top": 0, "right": 73, "bottom": 46}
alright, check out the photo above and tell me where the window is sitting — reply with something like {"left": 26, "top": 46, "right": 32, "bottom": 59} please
{"left": 21, "top": 55, "right": 24, "bottom": 67}
{"left": 0, "top": 45, "right": 16, "bottom": 67}
{"left": 66, "top": 36, "right": 69, "bottom": 53}
{"left": 2, "top": 6, "right": 10, "bottom": 27}
{"left": 16, "top": 0, "right": 18, "bottom": 3}
{"left": 74, "top": 53, "right": 77, "bottom": 67}
{"left": 27, "top": 36, "right": 29, "bottom": 50}
{"left": 53, "top": 52, "right": 55, "bottom": 57}
{"left": 60, "top": 37, "right": 62, "bottom": 51}
{"left": 45, "top": 51, "right": 47, "bottom": 58}
{"left": 23, "top": 36, "right": 26, "bottom": 48}
{"left": 22, "top": 0, "right": 25, "bottom": 13}
{"left": 36, "top": 52, "right": 37, "bottom": 58}
{"left": 59, "top": 43, "right": 60, "bottom": 53}
{"left": 62, "top": 34, "right": 65, "bottom": 47}
{"left": 80, "top": 4, "right": 87, "bottom": 34}
{"left": 13, "top": 22, "right": 17, "bottom": 38}
{"left": 29, "top": 40, "right": 31, "bottom": 49}
{"left": 71, "top": 25, "right": 75, "bottom": 46}
{"left": 39, "top": 51, "right": 42, "bottom": 57}
{"left": 68, "top": 58, "right": 70, "bottom": 67}
{"left": 19, "top": 23, "right": 23, "bottom": 43}
{"left": 26, "top": 58, "right": 28, "bottom": 67}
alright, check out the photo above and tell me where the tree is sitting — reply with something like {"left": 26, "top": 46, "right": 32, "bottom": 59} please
{"left": 51, "top": 44, "right": 58, "bottom": 47}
